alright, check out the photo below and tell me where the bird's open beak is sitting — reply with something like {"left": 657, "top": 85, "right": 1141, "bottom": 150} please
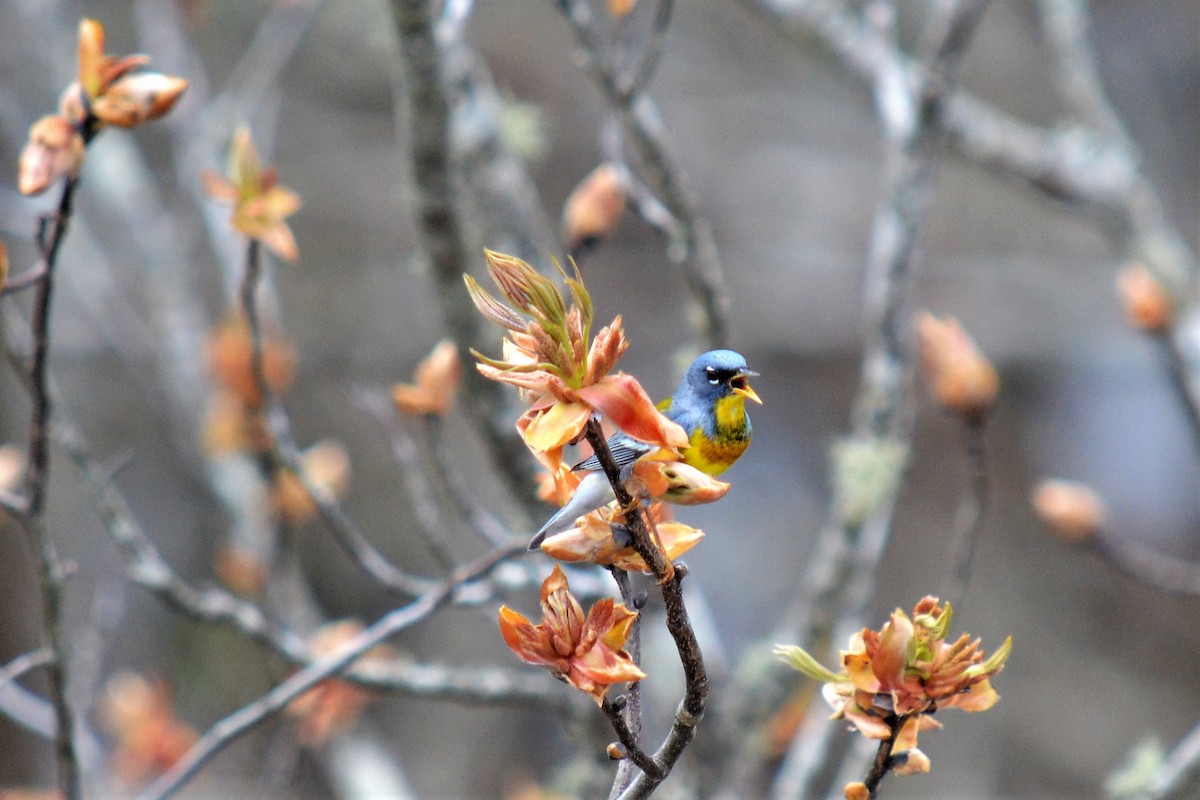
{"left": 731, "top": 371, "right": 762, "bottom": 405}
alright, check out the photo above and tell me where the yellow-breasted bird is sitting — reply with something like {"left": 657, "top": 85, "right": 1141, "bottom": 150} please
{"left": 529, "top": 349, "right": 760, "bottom": 549}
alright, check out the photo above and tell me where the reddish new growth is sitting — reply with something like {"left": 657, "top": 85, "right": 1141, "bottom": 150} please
{"left": 466, "top": 249, "right": 686, "bottom": 475}
{"left": 777, "top": 597, "right": 1011, "bottom": 773}
{"left": 202, "top": 127, "right": 303, "bottom": 263}
{"left": 19, "top": 18, "right": 187, "bottom": 196}
{"left": 499, "top": 566, "right": 645, "bottom": 705}
{"left": 392, "top": 339, "right": 461, "bottom": 416}
{"left": 101, "top": 672, "right": 197, "bottom": 786}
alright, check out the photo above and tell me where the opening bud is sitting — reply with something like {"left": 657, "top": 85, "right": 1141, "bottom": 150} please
{"left": 562, "top": 163, "right": 628, "bottom": 256}
{"left": 916, "top": 312, "right": 999, "bottom": 421}
{"left": 1032, "top": 478, "right": 1106, "bottom": 543}
{"left": 18, "top": 115, "right": 85, "bottom": 196}
{"left": 1117, "top": 262, "right": 1174, "bottom": 332}
{"left": 844, "top": 782, "right": 871, "bottom": 800}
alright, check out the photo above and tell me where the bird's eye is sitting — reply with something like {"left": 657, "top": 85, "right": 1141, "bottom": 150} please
{"left": 705, "top": 367, "right": 720, "bottom": 385}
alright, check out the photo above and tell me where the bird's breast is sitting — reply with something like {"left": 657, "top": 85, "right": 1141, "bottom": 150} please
{"left": 682, "top": 395, "right": 751, "bottom": 476}
{"left": 713, "top": 394, "right": 750, "bottom": 434}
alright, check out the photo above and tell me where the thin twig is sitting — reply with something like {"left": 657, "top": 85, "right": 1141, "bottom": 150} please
{"left": 352, "top": 385, "right": 517, "bottom": 549}
{"left": 445, "top": 40, "right": 559, "bottom": 266}
{"left": 361, "top": 402, "right": 461, "bottom": 569}
{"left": 237, "top": 241, "right": 438, "bottom": 596}
{"left": 1154, "top": 331, "right": 1200, "bottom": 455}
{"left": 607, "top": 568, "right": 645, "bottom": 799}
{"left": 1032, "top": 0, "right": 1200, "bottom": 458}
{"left": 136, "top": 541, "right": 526, "bottom": 800}
{"left": 1091, "top": 532, "right": 1200, "bottom": 598}
{"left": 267, "top": 400, "right": 439, "bottom": 595}
{"left": 0, "top": 648, "right": 55, "bottom": 690}
{"left": 942, "top": 416, "right": 989, "bottom": 605}
{"left": 0, "top": 265, "right": 48, "bottom": 295}
{"left": 52, "top": 395, "right": 555, "bottom": 709}
{"left": 718, "top": 2, "right": 991, "bottom": 797}
{"left": 617, "top": 0, "right": 676, "bottom": 100}
{"left": 1034, "top": 0, "right": 1123, "bottom": 135}
{"left": 20, "top": 172, "right": 86, "bottom": 800}
{"left": 745, "top": 0, "right": 1197, "bottom": 284}
{"left": 581, "top": 420, "right": 708, "bottom": 799}
{"left": 861, "top": 712, "right": 913, "bottom": 797}
{"left": 424, "top": 415, "right": 517, "bottom": 547}
{"left": 0, "top": 489, "right": 28, "bottom": 520}
{"left": 389, "top": 0, "right": 540, "bottom": 508}
{"left": 602, "top": 696, "right": 663, "bottom": 782}
{"left": 557, "top": 0, "right": 732, "bottom": 350}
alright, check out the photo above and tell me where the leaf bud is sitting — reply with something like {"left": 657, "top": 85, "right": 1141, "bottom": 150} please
{"left": 844, "top": 782, "right": 870, "bottom": 800}
{"left": 1032, "top": 479, "right": 1106, "bottom": 543}
{"left": 1117, "top": 262, "right": 1174, "bottom": 332}
{"left": 561, "top": 163, "right": 628, "bottom": 257}
{"left": 916, "top": 312, "right": 999, "bottom": 421}
{"left": 18, "top": 115, "right": 85, "bottom": 196}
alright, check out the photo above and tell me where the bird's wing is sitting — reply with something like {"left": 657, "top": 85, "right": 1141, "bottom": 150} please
{"left": 528, "top": 471, "right": 615, "bottom": 550}
{"left": 571, "top": 433, "right": 657, "bottom": 473}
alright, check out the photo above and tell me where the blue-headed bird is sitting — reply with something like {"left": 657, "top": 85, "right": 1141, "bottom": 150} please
{"left": 529, "top": 349, "right": 760, "bottom": 549}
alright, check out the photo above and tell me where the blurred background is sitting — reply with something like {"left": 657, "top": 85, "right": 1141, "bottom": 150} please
{"left": 0, "top": 0, "right": 1197, "bottom": 797}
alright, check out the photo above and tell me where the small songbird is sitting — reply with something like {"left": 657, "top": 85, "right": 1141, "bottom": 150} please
{"left": 648, "top": 348, "right": 761, "bottom": 476}
{"left": 529, "top": 350, "right": 760, "bottom": 549}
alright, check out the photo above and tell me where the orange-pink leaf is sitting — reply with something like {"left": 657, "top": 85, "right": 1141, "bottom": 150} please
{"left": 575, "top": 374, "right": 688, "bottom": 451}
{"left": 521, "top": 401, "right": 591, "bottom": 453}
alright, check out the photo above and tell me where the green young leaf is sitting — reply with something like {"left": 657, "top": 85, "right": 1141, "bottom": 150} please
{"left": 464, "top": 274, "right": 526, "bottom": 331}
{"left": 559, "top": 257, "right": 594, "bottom": 331}
{"left": 774, "top": 644, "right": 843, "bottom": 684}
{"left": 965, "top": 635, "right": 1013, "bottom": 679}
{"left": 469, "top": 349, "right": 569, "bottom": 380}
{"left": 919, "top": 601, "right": 953, "bottom": 643}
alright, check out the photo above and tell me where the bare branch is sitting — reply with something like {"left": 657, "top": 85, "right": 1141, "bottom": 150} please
{"left": 617, "top": 0, "right": 676, "bottom": 101}
{"left": 389, "top": 0, "right": 540, "bottom": 507}
{"left": 941, "top": 417, "right": 990, "bottom": 605}
{"left": 713, "top": 2, "right": 991, "bottom": 796}
{"left": 136, "top": 541, "right": 526, "bottom": 800}
{"left": 1035, "top": 0, "right": 1126, "bottom": 137}
{"left": 237, "top": 241, "right": 439, "bottom": 596}
{"left": 557, "top": 0, "right": 733, "bottom": 350}
{"left": 55, "top": 412, "right": 554, "bottom": 714}
{"left": 16, "top": 170, "right": 88, "bottom": 800}
{"left": 581, "top": 420, "right": 707, "bottom": 799}
{"left": 1091, "top": 533, "right": 1200, "bottom": 598}
{"left": 0, "top": 648, "right": 55, "bottom": 690}
{"left": 602, "top": 696, "right": 665, "bottom": 785}
{"left": 354, "top": 385, "right": 519, "bottom": 552}
{"left": 607, "top": 568, "right": 645, "bottom": 799}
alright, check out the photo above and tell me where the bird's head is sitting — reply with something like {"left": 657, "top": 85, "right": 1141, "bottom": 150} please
{"left": 684, "top": 350, "right": 762, "bottom": 405}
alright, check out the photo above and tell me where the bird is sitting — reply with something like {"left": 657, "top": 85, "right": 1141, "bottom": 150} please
{"left": 529, "top": 349, "right": 760, "bottom": 549}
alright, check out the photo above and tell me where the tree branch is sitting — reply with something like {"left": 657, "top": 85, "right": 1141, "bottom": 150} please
{"left": 0, "top": 648, "right": 55, "bottom": 691}
{"left": 389, "top": 0, "right": 540, "bottom": 507}
{"left": 557, "top": 0, "right": 732, "bottom": 350}
{"left": 136, "top": 541, "right": 526, "bottom": 800}
{"left": 715, "top": 2, "right": 991, "bottom": 796}
{"left": 18, "top": 171, "right": 86, "bottom": 800}
{"left": 582, "top": 419, "right": 707, "bottom": 799}
{"left": 941, "top": 416, "right": 990, "bottom": 605}
{"left": 237, "top": 241, "right": 439, "bottom": 597}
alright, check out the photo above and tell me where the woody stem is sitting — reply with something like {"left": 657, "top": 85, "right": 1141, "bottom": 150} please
{"left": 607, "top": 567, "right": 647, "bottom": 796}
{"left": 583, "top": 419, "right": 707, "bottom": 800}
{"left": 22, "top": 174, "right": 82, "bottom": 800}
{"left": 862, "top": 711, "right": 913, "bottom": 797}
